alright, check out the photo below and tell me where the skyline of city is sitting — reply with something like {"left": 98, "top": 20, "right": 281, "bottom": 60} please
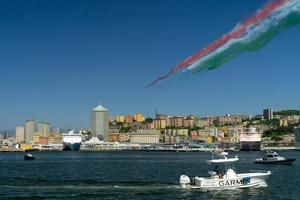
{"left": 1, "top": 103, "right": 299, "bottom": 152}
{"left": 1, "top": 104, "right": 298, "bottom": 131}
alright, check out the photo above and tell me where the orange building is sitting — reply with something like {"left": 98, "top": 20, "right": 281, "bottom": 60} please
{"left": 125, "top": 115, "right": 134, "bottom": 124}
{"left": 108, "top": 133, "right": 120, "bottom": 142}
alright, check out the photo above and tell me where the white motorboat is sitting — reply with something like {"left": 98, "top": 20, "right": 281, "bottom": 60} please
{"left": 255, "top": 151, "right": 296, "bottom": 165}
{"left": 180, "top": 152, "right": 271, "bottom": 190}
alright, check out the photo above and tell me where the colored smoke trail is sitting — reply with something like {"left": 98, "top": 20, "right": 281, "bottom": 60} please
{"left": 145, "top": 0, "right": 300, "bottom": 88}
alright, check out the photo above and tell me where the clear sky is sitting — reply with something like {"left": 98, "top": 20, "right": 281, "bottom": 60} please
{"left": 1, "top": 0, "right": 300, "bottom": 130}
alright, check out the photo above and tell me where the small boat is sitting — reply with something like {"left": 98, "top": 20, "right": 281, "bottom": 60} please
{"left": 255, "top": 151, "right": 296, "bottom": 165}
{"left": 24, "top": 153, "right": 35, "bottom": 160}
{"left": 180, "top": 151, "right": 271, "bottom": 190}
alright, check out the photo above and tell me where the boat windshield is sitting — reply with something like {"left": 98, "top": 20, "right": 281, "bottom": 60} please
{"left": 208, "top": 151, "right": 237, "bottom": 174}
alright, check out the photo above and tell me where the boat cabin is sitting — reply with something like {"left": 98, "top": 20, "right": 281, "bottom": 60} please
{"left": 263, "top": 151, "right": 279, "bottom": 160}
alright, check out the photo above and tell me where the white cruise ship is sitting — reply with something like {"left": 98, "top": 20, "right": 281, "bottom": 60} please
{"left": 62, "top": 130, "right": 82, "bottom": 151}
{"left": 239, "top": 127, "right": 261, "bottom": 151}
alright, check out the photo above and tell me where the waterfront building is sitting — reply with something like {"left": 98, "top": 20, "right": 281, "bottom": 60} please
{"left": 25, "top": 120, "right": 35, "bottom": 144}
{"left": 20, "top": 144, "right": 33, "bottom": 150}
{"left": 163, "top": 129, "right": 189, "bottom": 144}
{"left": 15, "top": 126, "right": 25, "bottom": 143}
{"left": 190, "top": 128, "right": 219, "bottom": 143}
{"left": 91, "top": 104, "right": 109, "bottom": 140}
{"left": 125, "top": 115, "right": 134, "bottom": 124}
{"left": 198, "top": 128, "right": 219, "bottom": 138}
{"left": 38, "top": 122, "right": 50, "bottom": 137}
{"left": 119, "top": 133, "right": 131, "bottom": 142}
{"left": 108, "top": 133, "right": 120, "bottom": 142}
{"left": 263, "top": 108, "right": 273, "bottom": 120}
{"left": 130, "top": 129, "right": 160, "bottom": 144}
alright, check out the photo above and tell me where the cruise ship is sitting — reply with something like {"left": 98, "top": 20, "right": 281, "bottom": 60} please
{"left": 239, "top": 127, "right": 261, "bottom": 151}
{"left": 62, "top": 130, "right": 82, "bottom": 151}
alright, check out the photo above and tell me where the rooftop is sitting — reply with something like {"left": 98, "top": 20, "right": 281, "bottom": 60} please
{"left": 92, "top": 104, "right": 109, "bottom": 112}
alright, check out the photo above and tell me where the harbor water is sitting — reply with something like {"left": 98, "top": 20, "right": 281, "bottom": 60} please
{"left": 0, "top": 151, "right": 300, "bottom": 199}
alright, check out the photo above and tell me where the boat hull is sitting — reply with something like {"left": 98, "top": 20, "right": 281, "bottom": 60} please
{"left": 240, "top": 141, "right": 261, "bottom": 151}
{"left": 180, "top": 172, "right": 271, "bottom": 190}
{"left": 255, "top": 158, "right": 296, "bottom": 165}
{"left": 24, "top": 156, "right": 35, "bottom": 160}
{"left": 63, "top": 142, "right": 81, "bottom": 151}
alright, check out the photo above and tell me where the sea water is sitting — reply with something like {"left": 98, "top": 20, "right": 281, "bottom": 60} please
{"left": 0, "top": 151, "right": 299, "bottom": 200}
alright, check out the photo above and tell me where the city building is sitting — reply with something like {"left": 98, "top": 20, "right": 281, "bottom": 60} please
{"left": 156, "top": 113, "right": 169, "bottom": 120}
{"left": 109, "top": 116, "right": 115, "bottom": 123}
{"left": 15, "top": 126, "right": 25, "bottom": 143}
{"left": 38, "top": 122, "right": 50, "bottom": 137}
{"left": 153, "top": 119, "right": 167, "bottom": 129}
{"left": 125, "top": 115, "right": 134, "bottom": 124}
{"left": 195, "top": 118, "right": 210, "bottom": 128}
{"left": 226, "top": 127, "right": 240, "bottom": 143}
{"left": 119, "top": 133, "right": 131, "bottom": 142}
{"left": 91, "top": 104, "right": 110, "bottom": 140}
{"left": 116, "top": 115, "right": 125, "bottom": 123}
{"left": 130, "top": 129, "right": 160, "bottom": 144}
{"left": 170, "top": 116, "right": 184, "bottom": 127}
{"left": 163, "top": 129, "right": 189, "bottom": 144}
{"left": 134, "top": 113, "right": 145, "bottom": 122}
{"left": 190, "top": 128, "right": 219, "bottom": 143}
{"left": 216, "top": 114, "right": 250, "bottom": 125}
{"left": 183, "top": 118, "right": 195, "bottom": 127}
{"left": 47, "top": 133, "right": 63, "bottom": 144}
{"left": 108, "top": 133, "right": 120, "bottom": 142}
{"left": 279, "top": 119, "right": 288, "bottom": 127}
{"left": 263, "top": 108, "right": 273, "bottom": 120}
{"left": 25, "top": 120, "right": 35, "bottom": 144}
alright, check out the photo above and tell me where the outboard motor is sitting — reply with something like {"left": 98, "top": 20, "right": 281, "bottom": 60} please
{"left": 180, "top": 175, "right": 190, "bottom": 188}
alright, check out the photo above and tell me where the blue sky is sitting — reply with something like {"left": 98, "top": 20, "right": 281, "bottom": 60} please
{"left": 0, "top": 0, "right": 300, "bottom": 129}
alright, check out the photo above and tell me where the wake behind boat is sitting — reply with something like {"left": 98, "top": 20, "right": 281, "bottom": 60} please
{"left": 180, "top": 151, "right": 271, "bottom": 190}
{"left": 255, "top": 151, "right": 296, "bottom": 165}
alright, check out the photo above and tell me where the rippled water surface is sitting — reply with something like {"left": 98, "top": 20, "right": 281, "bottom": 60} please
{"left": 0, "top": 151, "right": 300, "bottom": 199}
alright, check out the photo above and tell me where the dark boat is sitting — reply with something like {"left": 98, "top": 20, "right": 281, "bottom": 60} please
{"left": 24, "top": 153, "right": 35, "bottom": 160}
{"left": 255, "top": 151, "right": 296, "bottom": 165}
